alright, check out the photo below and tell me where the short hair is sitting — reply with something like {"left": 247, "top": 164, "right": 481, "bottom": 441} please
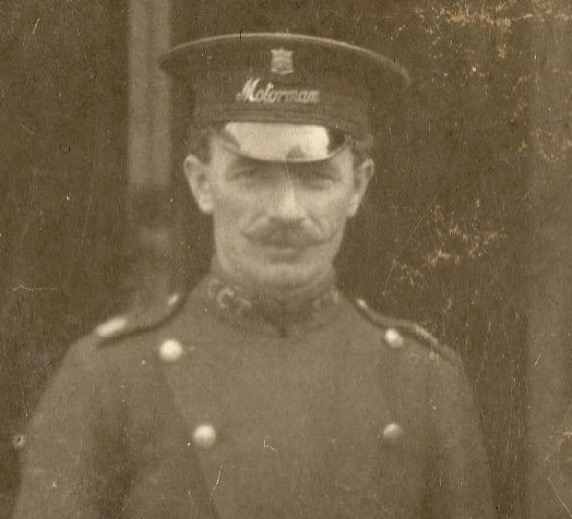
{"left": 351, "top": 134, "right": 374, "bottom": 168}
{"left": 186, "top": 123, "right": 373, "bottom": 167}
{"left": 186, "top": 123, "right": 214, "bottom": 163}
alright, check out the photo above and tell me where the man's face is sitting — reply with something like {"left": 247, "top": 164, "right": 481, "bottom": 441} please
{"left": 184, "top": 131, "right": 373, "bottom": 293}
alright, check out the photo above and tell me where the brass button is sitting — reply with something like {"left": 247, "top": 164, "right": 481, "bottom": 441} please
{"left": 11, "top": 433, "right": 26, "bottom": 450}
{"left": 384, "top": 328, "right": 404, "bottom": 349}
{"left": 192, "top": 424, "right": 217, "bottom": 449}
{"left": 381, "top": 423, "right": 404, "bottom": 445}
{"left": 159, "top": 339, "right": 184, "bottom": 363}
{"left": 167, "top": 293, "right": 181, "bottom": 306}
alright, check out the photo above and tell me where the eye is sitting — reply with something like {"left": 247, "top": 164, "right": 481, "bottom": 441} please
{"left": 232, "top": 166, "right": 269, "bottom": 181}
{"left": 300, "top": 167, "right": 336, "bottom": 188}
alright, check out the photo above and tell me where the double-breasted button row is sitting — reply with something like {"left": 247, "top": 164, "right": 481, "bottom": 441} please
{"left": 157, "top": 335, "right": 401, "bottom": 452}
{"left": 186, "top": 422, "right": 402, "bottom": 450}
{"left": 186, "top": 423, "right": 402, "bottom": 450}
{"left": 156, "top": 339, "right": 217, "bottom": 449}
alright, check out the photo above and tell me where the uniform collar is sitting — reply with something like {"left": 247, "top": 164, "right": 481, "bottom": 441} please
{"left": 196, "top": 266, "right": 341, "bottom": 337}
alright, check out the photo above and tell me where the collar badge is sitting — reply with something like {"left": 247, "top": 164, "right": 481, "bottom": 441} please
{"left": 271, "top": 48, "right": 294, "bottom": 75}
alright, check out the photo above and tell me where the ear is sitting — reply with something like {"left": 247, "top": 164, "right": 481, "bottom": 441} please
{"left": 347, "top": 158, "right": 374, "bottom": 217}
{"left": 183, "top": 154, "right": 214, "bottom": 214}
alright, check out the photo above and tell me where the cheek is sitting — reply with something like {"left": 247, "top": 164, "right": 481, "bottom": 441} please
{"left": 212, "top": 186, "right": 265, "bottom": 227}
{"left": 307, "top": 189, "right": 356, "bottom": 235}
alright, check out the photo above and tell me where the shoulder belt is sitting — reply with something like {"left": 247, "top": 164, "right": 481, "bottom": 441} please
{"left": 94, "top": 292, "right": 188, "bottom": 345}
{"left": 352, "top": 298, "right": 459, "bottom": 364}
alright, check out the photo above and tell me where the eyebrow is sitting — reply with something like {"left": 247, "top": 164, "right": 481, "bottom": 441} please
{"left": 229, "top": 156, "right": 258, "bottom": 168}
{"left": 290, "top": 161, "right": 341, "bottom": 177}
{"left": 224, "top": 155, "right": 342, "bottom": 178}
{"left": 224, "top": 155, "right": 264, "bottom": 173}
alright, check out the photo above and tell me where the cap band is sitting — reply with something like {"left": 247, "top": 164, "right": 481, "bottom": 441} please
{"left": 192, "top": 72, "right": 371, "bottom": 138}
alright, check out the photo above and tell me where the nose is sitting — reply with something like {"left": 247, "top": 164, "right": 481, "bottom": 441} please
{"left": 269, "top": 178, "right": 306, "bottom": 223}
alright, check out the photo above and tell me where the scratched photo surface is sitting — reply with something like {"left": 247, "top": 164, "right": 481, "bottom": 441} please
{"left": 1, "top": 1, "right": 571, "bottom": 518}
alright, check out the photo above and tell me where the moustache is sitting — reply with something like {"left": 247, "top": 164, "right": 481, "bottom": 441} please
{"left": 245, "top": 222, "right": 325, "bottom": 248}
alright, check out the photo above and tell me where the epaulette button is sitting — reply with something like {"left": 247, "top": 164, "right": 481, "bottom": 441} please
{"left": 95, "top": 316, "right": 128, "bottom": 338}
{"left": 384, "top": 328, "right": 404, "bottom": 349}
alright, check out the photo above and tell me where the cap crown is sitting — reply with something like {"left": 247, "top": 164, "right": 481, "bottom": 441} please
{"left": 161, "top": 33, "right": 410, "bottom": 139}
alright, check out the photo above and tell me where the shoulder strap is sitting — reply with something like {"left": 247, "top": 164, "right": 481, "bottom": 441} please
{"left": 352, "top": 298, "right": 459, "bottom": 364}
{"left": 95, "top": 292, "right": 188, "bottom": 345}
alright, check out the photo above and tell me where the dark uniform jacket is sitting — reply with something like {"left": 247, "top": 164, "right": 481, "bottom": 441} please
{"left": 14, "top": 273, "right": 493, "bottom": 518}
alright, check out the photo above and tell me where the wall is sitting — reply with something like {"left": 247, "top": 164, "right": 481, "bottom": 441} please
{"left": 0, "top": 2, "right": 128, "bottom": 516}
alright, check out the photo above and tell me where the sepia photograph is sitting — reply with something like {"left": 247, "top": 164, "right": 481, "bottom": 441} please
{"left": 1, "top": 1, "right": 571, "bottom": 517}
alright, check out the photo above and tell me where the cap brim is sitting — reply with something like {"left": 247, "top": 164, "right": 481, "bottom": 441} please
{"left": 215, "top": 122, "right": 350, "bottom": 162}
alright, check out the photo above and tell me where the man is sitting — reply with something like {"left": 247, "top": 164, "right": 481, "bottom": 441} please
{"left": 14, "top": 33, "right": 493, "bottom": 518}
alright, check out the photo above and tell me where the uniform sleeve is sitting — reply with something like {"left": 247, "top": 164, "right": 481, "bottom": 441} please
{"left": 428, "top": 353, "right": 495, "bottom": 518}
{"left": 13, "top": 337, "right": 128, "bottom": 519}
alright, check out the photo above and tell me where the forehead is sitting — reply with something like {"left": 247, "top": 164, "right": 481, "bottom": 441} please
{"left": 211, "top": 122, "right": 350, "bottom": 163}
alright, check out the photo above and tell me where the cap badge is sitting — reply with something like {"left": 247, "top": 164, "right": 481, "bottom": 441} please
{"left": 270, "top": 48, "right": 294, "bottom": 75}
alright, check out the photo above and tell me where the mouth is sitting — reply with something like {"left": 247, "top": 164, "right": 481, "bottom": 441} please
{"left": 243, "top": 229, "right": 318, "bottom": 258}
{"left": 262, "top": 242, "right": 305, "bottom": 256}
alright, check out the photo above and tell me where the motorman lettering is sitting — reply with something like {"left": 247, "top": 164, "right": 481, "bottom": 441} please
{"left": 236, "top": 78, "right": 320, "bottom": 104}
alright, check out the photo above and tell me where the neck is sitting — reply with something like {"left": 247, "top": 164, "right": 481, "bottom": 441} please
{"left": 200, "top": 260, "right": 341, "bottom": 336}
{"left": 210, "top": 256, "right": 335, "bottom": 305}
